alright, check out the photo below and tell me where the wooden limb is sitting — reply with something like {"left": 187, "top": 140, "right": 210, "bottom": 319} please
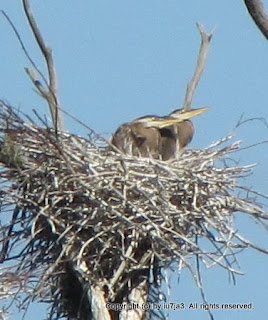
{"left": 244, "top": 0, "right": 268, "bottom": 40}
{"left": 120, "top": 278, "right": 149, "bottom": 320}
{"left": 120, "top": 249, "right": 152, "bottom": 320}
{"left": 22, "top": 0, "right": 63, "bottom": 131}
{"left": 183, "top": 23, "right": 213, "bottom": 111}
{"left": 90, "top": 285, "right": 111, "bottom": 320}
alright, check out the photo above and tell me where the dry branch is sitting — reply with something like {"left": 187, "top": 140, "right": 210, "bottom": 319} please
{"left": 244, "top": 0, "right": 268, "bottom": 40}
{"left": 22, "top": 0, "right": 63, "bottom": 131}
{"left": 0, "top": 101, "right": 267, "bottom": 320}
{"left": 183, "top": 23, "right": 213, "bottom": 111}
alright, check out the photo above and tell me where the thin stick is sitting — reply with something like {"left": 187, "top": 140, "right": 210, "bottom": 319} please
{"left": 195, "top": 252, "right": 215, "bottom": 320}
{"left": 244, "top": 0, "right": 268, "bottom": 40}
{"left": 183, "top": 23, "right": 213, "bottom": 111}
{"left": 1, "top": 10, "right": 49, "bottom": 89}
{"left": 22, "top": 0, "right": 63, "bottom": 131}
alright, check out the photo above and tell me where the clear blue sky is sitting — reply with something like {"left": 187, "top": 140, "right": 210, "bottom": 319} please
{"left": 1, "top": 1, "right": 268, "bottom": 320}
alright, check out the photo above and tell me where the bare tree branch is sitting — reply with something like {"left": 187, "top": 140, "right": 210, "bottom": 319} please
{"left": 244, "top": 0, "right": 268, "bottom": 40}
{"left": 183, "top": 23, "right": 213, "bottom": 111}
{"left": 22, "top": 0, "right": 63, "bottom": 131}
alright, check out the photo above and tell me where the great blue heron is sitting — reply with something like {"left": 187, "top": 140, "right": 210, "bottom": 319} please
{"left": 111, "top": 107, "right": 209, "bottom": 160}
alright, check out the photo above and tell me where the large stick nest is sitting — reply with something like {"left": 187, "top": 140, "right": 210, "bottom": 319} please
{"left": 0, "top": 101, "right": 267, "bottom": 320}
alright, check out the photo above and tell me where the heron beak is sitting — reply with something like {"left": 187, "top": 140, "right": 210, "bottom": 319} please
{"left": 143, "top": 117, "right": 192, "bottom": 129}
{"left": 143, "top": 107, "right": 209, "bottom": 128}
{"left": 169, "top": 107, "right": 210, "bottom": 121}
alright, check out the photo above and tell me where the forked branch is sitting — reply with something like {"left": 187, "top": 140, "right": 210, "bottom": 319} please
{"left": 22, "top": 0, "right": 63, "bottom": 131}
{"left": 183, "top": 23, "right": 213, "bottom": 111}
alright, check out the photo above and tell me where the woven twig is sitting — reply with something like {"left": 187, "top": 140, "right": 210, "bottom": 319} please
{"left": 0, "top": 101, "right": 267, "bottom": 320}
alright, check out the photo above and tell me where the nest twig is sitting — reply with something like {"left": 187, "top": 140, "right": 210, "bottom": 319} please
{"left": 0, "top": 101, "right": 267, "bottom": 320}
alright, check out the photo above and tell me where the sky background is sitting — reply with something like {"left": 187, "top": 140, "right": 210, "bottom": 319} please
{"left": 0, "top": 1, "right": 268, "bottom": 319}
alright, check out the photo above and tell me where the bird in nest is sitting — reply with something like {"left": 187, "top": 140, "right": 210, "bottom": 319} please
{"left": 110, "top": 107, "right": 209, "bottom": 161}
